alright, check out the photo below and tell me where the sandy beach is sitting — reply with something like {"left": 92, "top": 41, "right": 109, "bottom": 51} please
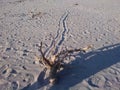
{"left": 0, "top": 0, "right": 120, "bottom": 90}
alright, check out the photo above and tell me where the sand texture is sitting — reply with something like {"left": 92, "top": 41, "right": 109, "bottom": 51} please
{"left": 0, "top": 0, "right": 120, "bottom": 90}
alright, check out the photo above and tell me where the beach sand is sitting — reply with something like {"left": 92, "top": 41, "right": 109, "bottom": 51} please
{"left": 0, "top": 0, "right": 120, "bottom": 90}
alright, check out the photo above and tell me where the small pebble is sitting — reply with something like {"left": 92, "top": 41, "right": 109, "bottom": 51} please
{"left": 22, "top": 66, "right": 27, "bottom": 70}
{"left": 33, "top": 60, "right": 40, "bottom": 65}
{"left": 23, "top": 53, "right": 27, "bottom": 56}
{"left": 6, "top": 48, "right": 11, "bottom": 51}
{"left": 23, "top": 49, "right": 29, "bottom": 53}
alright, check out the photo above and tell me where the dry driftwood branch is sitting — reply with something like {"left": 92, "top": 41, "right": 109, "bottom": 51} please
{"left": 37, "top": 42, "right": 92, "bottom": 84}
{"left": 38, "top": 42, "right": 53, "bottom": 68}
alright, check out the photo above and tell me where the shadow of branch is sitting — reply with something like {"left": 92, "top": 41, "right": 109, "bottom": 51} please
{"left": 22, "top": 44, "right": 120, "bottom": 90}
{"left": 49, "top": 43, "right": 120, "bottom": 90}
{"left": 22, "top": 68, "right": 49, "bottom": 90}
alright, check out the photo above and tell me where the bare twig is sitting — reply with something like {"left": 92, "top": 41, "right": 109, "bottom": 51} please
{"left": 36, "top": 41, "right": 92, "bottom": 85}
{"left": 38, "top": 42, "right": 52, "bottom": 68}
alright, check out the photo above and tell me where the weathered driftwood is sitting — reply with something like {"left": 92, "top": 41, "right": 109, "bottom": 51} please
{"left": 37, "top": 42, "right": 92, "bottom": 84}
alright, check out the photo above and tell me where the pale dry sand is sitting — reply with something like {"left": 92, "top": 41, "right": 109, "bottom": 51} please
{"left": 0, "top": 0, "right": 120, "bottom": 90}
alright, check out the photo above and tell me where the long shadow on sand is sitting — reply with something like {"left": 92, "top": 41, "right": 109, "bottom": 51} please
{"left": 49, "top": 43, "right": 120, "bottom": 90}
{"left": 22, "top": 67, "right": 49, "bottom": 90}
{"left": 22, "top": 43, "right": 120, "bottom": 90}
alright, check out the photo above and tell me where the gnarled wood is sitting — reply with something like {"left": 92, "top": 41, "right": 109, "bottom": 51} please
{"left": 37, "top": 41, "right": 92, "bottom": 84}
